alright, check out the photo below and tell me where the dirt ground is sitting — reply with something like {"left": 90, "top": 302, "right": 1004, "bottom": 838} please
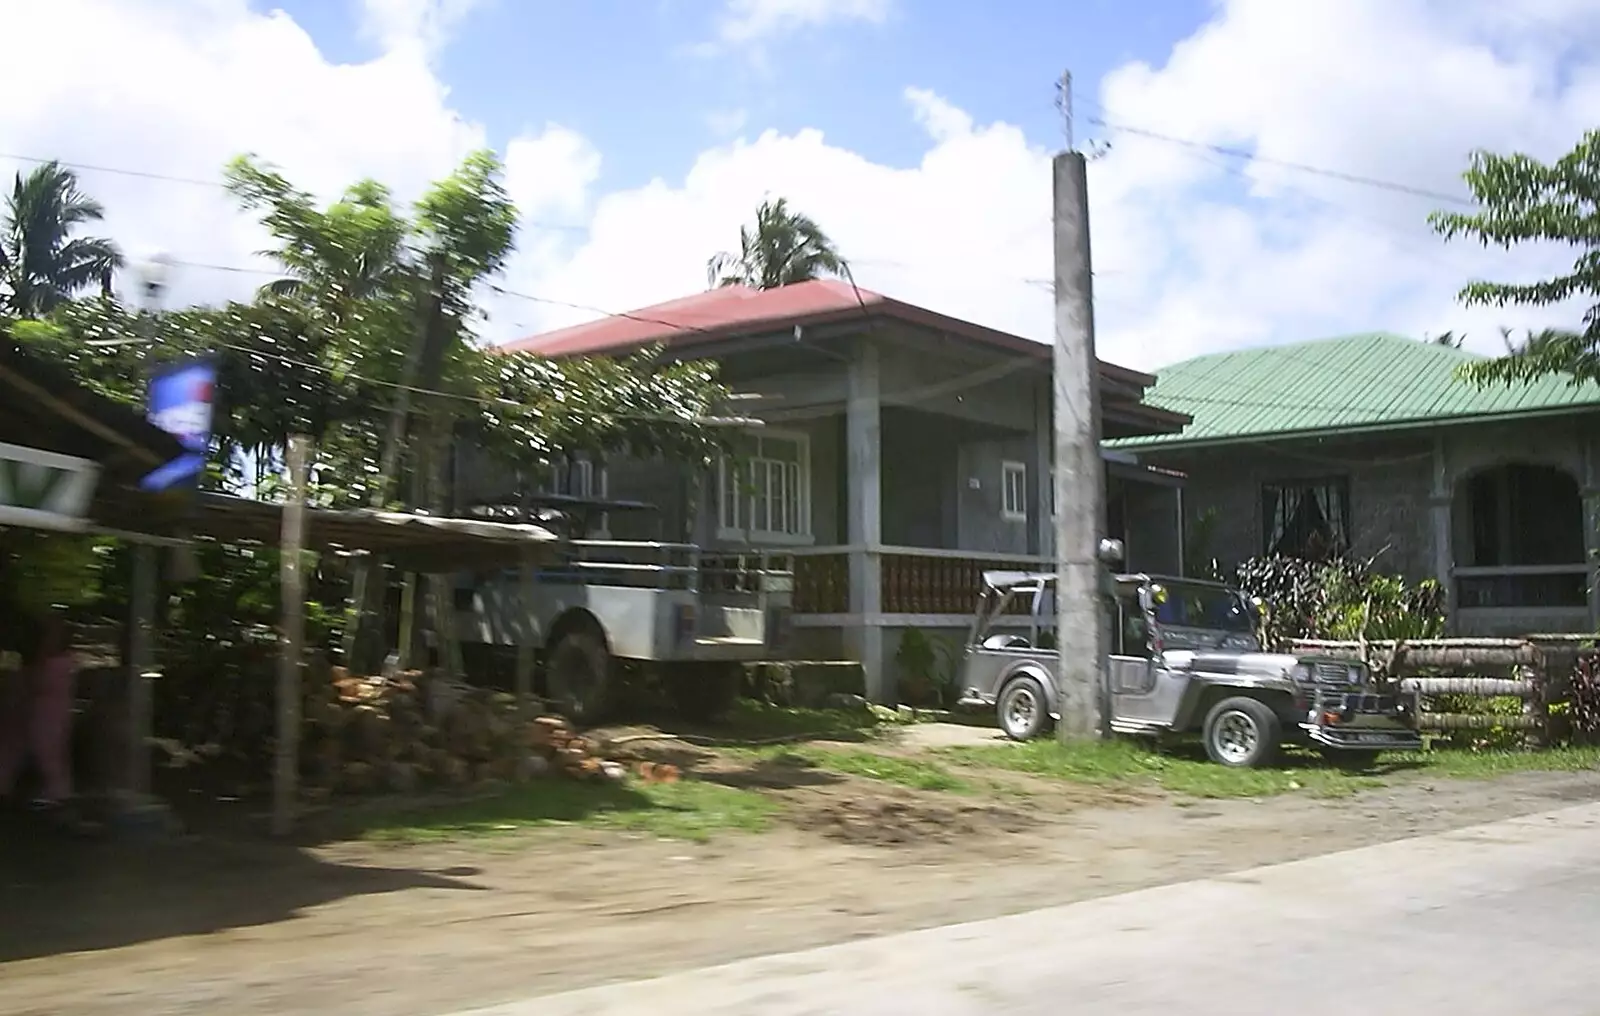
{"left": 5, "top": 726, "right": 1600, "bottom": 1016}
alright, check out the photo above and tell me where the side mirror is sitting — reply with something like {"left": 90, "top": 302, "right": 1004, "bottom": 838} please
{"left": 1097, "top": 538, "right": 1125, "bottom": 565}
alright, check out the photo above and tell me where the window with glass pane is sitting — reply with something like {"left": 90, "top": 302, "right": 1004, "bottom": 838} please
{"left": 1260, "top": 476, "right": 1349, "bottom": 558}
{"left": 1002, "top": 461, "right": 1027, "bottom": 520}
{"left": 719, "top": 432, "right": 809, "bottom": 539}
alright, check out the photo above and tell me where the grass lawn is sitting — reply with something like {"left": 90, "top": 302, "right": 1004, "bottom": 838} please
{"left": 685, "top": 699, "right": 908, "bottom": 744}
{"left": 724, "top": 744, "right": 975, "bottom": 793}
{"left": 941, "top": 739, "right": 1600, "bottom": 799}
{"left": 353, "top": 777, "right": 777, "bottom": 844}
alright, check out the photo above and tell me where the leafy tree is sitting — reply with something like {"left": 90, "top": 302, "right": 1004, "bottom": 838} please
{"left": 1430, "top": 130, "right": 1600, "bottom": 386}
{"left": 0, "top": 161, "right": 123, "bottom": 317}
{"left": 707, "top": 197, "right": 848, "bottom": 289}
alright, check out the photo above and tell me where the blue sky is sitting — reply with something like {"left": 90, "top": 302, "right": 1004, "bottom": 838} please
{"left": 264, "top": 0, "right": 1213, "bottom": 204}
{"left": 8, "top": 0, "right": 1591, "bottom": 370}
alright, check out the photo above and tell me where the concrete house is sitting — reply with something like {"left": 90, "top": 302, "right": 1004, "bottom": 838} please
{"left": 472, "top": 280, "right": 1191, "bottom": 698}
{"left": 1112, "top": 332, "right": 1600, "bottom": 637}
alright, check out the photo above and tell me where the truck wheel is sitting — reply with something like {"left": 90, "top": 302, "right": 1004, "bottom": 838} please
{"left": 997, "top": 676, "right": 1050, "bottom": 741}
{"left": 545, "top": 629, "right": 615, "bottom": 725}
{"left": 665, "top": 662, "right": 743, "bottom": 723}
{"left": 1202, "top": 696, "right": 1281, "bottom": 768}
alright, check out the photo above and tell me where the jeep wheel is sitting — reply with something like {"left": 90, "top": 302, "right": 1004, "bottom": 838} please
{"left": 545, "top": 629, "right": 615, "bottom": 725}
{"left": 997, "top": 676, "right": 1050, "bottom": 741}
{"left": 1202, "top": 696, "right": 1281, "bottom": 768}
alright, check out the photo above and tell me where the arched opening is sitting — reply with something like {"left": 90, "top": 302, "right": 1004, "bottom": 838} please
{"left": 1453, "top": 463, "right": 1586, "bottom": 609}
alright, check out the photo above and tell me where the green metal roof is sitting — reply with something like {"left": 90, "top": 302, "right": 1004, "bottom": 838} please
{"left": 1109, "top": 331, "right": 1600, "bottom": 451}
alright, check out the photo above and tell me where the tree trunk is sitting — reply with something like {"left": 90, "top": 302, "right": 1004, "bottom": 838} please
{"left": 342, "top": 255, "right": 449, "bottom": 673}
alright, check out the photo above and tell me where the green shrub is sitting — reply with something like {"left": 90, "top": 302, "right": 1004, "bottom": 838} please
{"left": 1233, "top": 555, "right": 1445, "bottom": 650}
{"left": 894, "top": 628, "right": 961, "bottom": 707}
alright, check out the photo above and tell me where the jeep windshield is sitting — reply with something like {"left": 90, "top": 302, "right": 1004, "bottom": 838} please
{"left": 1149, "top": 580, "right": 1253, "bottom": 634}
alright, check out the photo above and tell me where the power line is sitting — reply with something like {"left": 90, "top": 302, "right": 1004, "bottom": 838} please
{"left": 1087, "top": 116, "right": 1476, "bottom": 207}
{"left": 157, "top": 259, "right": 1430, "bottom": 420}
{"left": 0, "top": 150, "right": 593, "bottom": 233}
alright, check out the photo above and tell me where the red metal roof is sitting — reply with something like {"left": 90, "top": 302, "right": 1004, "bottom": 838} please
{"left": 498, "top": 280, "right": 1156, "bottom": 387}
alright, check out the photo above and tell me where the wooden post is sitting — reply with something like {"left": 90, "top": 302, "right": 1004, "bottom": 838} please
{"left": 397, "top": 573, "right": 417, "bottom": 669}
{"left": 274, "top": 434, "right": 310, "bottom": 837}
{"left": 1523, "top": 661, "right": 1550, "bottom": 750}
{"left": 126, "top": 542, "right": 159, "bottom": 797}
{"left": 515, "top": 547, "right": 536, "bottom": 711}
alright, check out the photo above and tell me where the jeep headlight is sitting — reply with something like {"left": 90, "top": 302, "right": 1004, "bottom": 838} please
{"left": 1290, "top": 663, "right": 1314, "bottom": 683}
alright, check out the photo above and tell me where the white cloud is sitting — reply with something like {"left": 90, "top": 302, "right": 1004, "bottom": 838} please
{"left": 0, "top": 0, "right": 581, "bottom": 314}
{"left": 3, "top": 0, "right": 1596, "bottom": 376}
{"left": 704, "top": 107, "right": 751, "bottom": 137}
{"left": 357, "top": 0, "right": 488, "bottom": 55}
{"left": 712, "top": 0, "right": 891, "bottom": 47}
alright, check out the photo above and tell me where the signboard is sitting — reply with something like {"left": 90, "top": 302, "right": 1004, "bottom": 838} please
{"left": 141, "top": 357, "right": 216, "bottom": 493}
{"left": 0, "top": 440, "right": 100, "bottom": 532}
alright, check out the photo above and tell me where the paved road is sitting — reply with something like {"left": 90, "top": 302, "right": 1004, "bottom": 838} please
{"left": 452, "top": 801, "right": 1600, "bottom": 1016}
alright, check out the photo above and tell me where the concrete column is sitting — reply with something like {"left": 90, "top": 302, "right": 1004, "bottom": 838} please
{"left": 846, "top": 341, "right": 886, "bottom": 701}
{"left": 1429, "top": 436, "right": 1454, "bottom": 631}
{"left": 689, "top": 466, "right": 713, "bottom": 545}
{"left": 1583, "top": 433, "right": 1600, "bottom": 632}
{"left": 1029, "top": 376, "right": 1053, "bottom": 559}
{"left": 1174, "top": 486, "right": 1187, "bottom": 577}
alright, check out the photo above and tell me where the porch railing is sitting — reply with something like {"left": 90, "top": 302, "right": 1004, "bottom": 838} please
{"left": 1453, "top": 564, "right": 1590, "bottom": 610}
{"left": 793, "top": 550, "right": 850, "bottom": 613}
{"left": 789, "top": 545, "right": 1052, "bottom": 615}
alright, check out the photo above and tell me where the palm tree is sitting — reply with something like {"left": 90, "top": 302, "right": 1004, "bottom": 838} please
{"left": 0, "top": 161, "right": 123, "bottom": 317}
{"left": 707, "top": 197, "right": 847, "bottom": 289}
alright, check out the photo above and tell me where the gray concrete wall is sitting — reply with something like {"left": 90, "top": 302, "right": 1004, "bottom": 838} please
{"left": 1144, "top": 414, "right": 1600, "bottom": 634}
{"left": 1151, "top": 433, "right": 1438, "bottom": 581}
{"left": 1123, "top": 483, "right": 1181, "bottom": 575}
{"left": 955, "top": 436, "right": 1034, "bottom": 554}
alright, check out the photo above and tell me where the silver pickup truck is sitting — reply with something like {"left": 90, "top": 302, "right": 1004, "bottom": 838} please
{"left": 456, "top": 503, "right": 792, "bottom": 724}
{"left": 957, "top": 570, "right": 1422, "bottom": 767}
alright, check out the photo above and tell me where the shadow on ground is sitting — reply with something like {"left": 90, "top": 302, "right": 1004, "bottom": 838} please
{"left": 699, "top": 753, "right": 847, "bottom": 791}
{"left": 0, "top": 809, "right": 486, "bottom": 963}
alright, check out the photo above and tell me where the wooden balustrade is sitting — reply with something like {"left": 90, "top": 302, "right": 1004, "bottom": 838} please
{"left": 881, "top": 552, "right": 1039, "bottom": 615}
{"left": 792, "top": 548, "right": 1049, "bottom": 615}
{"left": 794, "top": 552, "right": 850, "bottom": 613}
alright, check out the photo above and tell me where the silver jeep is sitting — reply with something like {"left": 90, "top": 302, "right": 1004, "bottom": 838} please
{"left": 956, "top": 571, "right": 1423, "bottom": 767}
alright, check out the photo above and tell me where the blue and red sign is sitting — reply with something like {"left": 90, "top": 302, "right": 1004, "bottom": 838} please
{"left": 141, "top": 358, "right": 216, "bottom": 492}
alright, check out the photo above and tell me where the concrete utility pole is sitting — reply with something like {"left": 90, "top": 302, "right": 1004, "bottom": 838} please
{"left": 274, "top": 433, "right": 310, "bottom": 837}
{"left": 1052, "top": 71, "right": 1109, "bottom": 743}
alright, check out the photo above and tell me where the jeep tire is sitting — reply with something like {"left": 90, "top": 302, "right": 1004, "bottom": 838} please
{"left": 997, "top": 675, "right": 1051, "bottom": 741}
{"left": 1202, "top": 696, "right": 1281, "bottom": 768}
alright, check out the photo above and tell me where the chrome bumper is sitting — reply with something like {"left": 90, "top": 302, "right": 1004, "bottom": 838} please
{"left": 1303, "top": 723, "right": 1422, "bottom": 752}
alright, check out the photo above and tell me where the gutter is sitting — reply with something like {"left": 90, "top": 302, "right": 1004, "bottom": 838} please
{"left": 1107, "top": 404, "right": 1600, "bottom": 455}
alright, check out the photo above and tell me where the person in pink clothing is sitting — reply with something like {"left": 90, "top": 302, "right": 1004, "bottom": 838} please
{"left": 0, "top": 612, "right": 78, "bottom": 808}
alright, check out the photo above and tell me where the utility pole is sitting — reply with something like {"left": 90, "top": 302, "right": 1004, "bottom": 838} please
{"left": 274, "top": 433, "right": 310, "bottom": 837}
{"left": 1052, "top": 70, "right": 1109, "bottom": 743}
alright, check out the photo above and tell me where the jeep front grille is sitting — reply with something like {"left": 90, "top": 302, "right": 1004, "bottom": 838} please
{"left": 1313, "top": 662, "right": 1356, "bottom": 685}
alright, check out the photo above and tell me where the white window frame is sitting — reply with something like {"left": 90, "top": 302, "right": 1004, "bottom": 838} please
{"left": 1001, "top": 460, "right": 1028, "bottom": 522}
{"left": 552, "top": 456, "right": 610, "bottom": 538}
{"left": 717, "top": 429, "right": 813, "bottom": 545}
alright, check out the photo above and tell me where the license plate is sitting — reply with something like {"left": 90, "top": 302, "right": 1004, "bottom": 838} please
{"left": 1350, "top": 731, "right": 1396, "bottom": 743}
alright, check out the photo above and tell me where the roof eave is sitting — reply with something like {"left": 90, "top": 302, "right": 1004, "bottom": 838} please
{"left": 1111, "top": 403, "right": 1600, "bottom": 453}
{"left": 505, "top": 301, "right": 1154, "bottom": 387}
